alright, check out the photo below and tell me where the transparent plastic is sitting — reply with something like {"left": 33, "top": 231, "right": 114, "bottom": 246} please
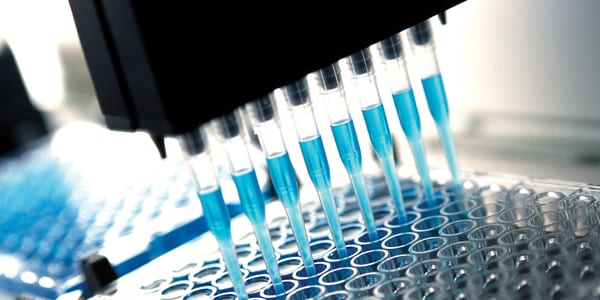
{"left": 246, "top": 95, "right": 316, "bottom": 277}
{"left": 315, "top": 63, "right": 378, "bottom": 239}
{"left": 346, "top": 48, "right": 408, "bottom": 223}
{"left": 377, "top": 33, "right": 437, "bottom": 206}
{"left": 282, "top": 78, "right": 348, "bottom": 258}
{"left": 406, "top": 19, "right": 463, "bottom": 196}
{"left": 211, "top": 110, "right": 285, "bottom": 294}
{"left": 89, "top": 169, "right": 600, "bottom": 300}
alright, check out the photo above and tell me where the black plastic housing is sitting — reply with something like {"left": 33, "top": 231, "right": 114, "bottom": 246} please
{"left": 68, "top": 1, "right": 465, "bottom": 148}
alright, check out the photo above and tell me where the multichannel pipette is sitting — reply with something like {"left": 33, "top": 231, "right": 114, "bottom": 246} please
{"left": 282, "top": 78, "right": 348, "bottom": 258}
{"left": 314, "top": 63, "right": 378, "bottom": 240}
{"left": 346, "top": 49, "right": 407, "bottom": 223}
{"left": 407, "top": 20, "right": 464, "bottom": 197}
{"left": 177, "top": 128, "right": 248, "bottom": 300}
{"left": 377, "top": 34, "right": 437, "bottom": 207}
{"left": 210, "top": 110, "right": 285, "bottom": 294}
{"left": 245, "top": 94, "right": 317, "bottom": 277}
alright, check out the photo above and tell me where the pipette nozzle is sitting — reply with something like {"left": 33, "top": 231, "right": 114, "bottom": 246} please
{"left": 283, "top": 78, "right": 311, "bottom": 106}
{"left": 179, "top": 128, "right": 207, "bottom": 156}
{"left": 247, "top": 94, "right": 276, "bottom": 123}
{"left": 316, "top": 64, "right": 342, "bottom": 91}
{"left": 379, "top": 34, "right": 403, "bottom": 60}
{"left": 348, "top": 49, "right": 373, "bottom": 75}
{"left": 408, "top": 20, "right": 433, "bottom": 46}
{"left": 213, "top": 111, "right": 243, "bottom": 140}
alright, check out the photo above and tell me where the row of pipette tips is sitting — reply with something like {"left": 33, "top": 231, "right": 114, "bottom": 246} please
{"left": 178, "top": 18, "right": 463, "bottom": 300}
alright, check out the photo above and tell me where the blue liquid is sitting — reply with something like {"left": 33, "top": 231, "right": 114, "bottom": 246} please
{"left": 392, "top": 89, "right": 436, "bottom": 206}
{"left": 422, "top": 74, "right": 449, "bottom": 125}
{"left": 232, "top": 169, "right": 284, "bottom": 294}
{"left": 331, "top": 119, "right": 377, "bottom": 239}
{"left": 198, "top": 188, "right": 232, "bottom": 241}
{"left": 198, "top": 188, "right": 248, "bottom": 300}
{"left": 392, "top": 89, "right": 421, "bottom": 141}
{"left": 299, "top": 136, "right": 348, "bottom": 257}
{"left": 233, "top": 169, "right": 266, "bottom": 223}
{"left": 422, "top": 74, "right": 463, "bottom": 196}
{"left": 362, "top": 104, "right": 407, "bottom": 222}
{"left": 267, "top": 152, "right": 316, "bottom": 276}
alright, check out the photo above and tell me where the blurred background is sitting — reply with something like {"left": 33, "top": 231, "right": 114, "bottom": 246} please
{"left": 1, "top": 0, "right": 597, "bottom": 183}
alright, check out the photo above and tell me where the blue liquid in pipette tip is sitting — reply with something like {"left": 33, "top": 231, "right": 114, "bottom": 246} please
{"left": 422, "top": 74, "right": 464, "bottom": 196}
{"left": 233, "top": 169, "right": 266, "bottom": 222}
{"left": 267, "top": 152, "right": 316, "bottom": 276}
{"left": 439, "top": 124, "right": 463, "bottom": 196}
{"left": 331, "top": 119, "right": 378, "bottom": 239}
{"left": 392, "top": 89, "right": 437, "bottom": 206}
{"left": 299, "top": 136, "right": 348, "bottom": 258}
{"left": 198, "top": 188, "right": 232, "bottom": 241}
{"left": 219, "top": 240, "right": 248, "bottom": 300}
{"left": 362, "top": 104, "right": 407, "bottom": 223}
{"left": 198, "top": 188, "right": 248, "bottom": 300}
{"left": 232, "top": 169, "right": 284, "bottom": 294}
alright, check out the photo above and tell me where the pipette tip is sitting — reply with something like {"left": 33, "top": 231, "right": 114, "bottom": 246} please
{"left": 336, "top": 246, "right": 349, "bottom": 259}
{"left": 219, "top": 240, "right": 248, "bottom": 300}
{"left": 304, "top": 264, "right": 317, "bottom": 277}
{"left": 272, "top": 281, "right": 285, "bottom": 295}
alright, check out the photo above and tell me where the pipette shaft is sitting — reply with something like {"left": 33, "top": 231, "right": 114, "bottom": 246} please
{"left": 246, "top": 95, "right": 316, "bottom": 276}
{"left": 347, "top": 49, "right": 407, "bottom": 223}
{"left": 315, "top": 64, "right": 378, "bottom": 240}
{"left": 178, "top": 129, "right": 248, "bottom": 300}
{"left": 211, "top": 110, "right": 284, "bottom": 294}
{"left": 283, "top": 78, "right": 348, "bottom": 258}
{"left": 378, "top": 34, "right": 437, "bottom": 206}
{"left": 408, "top": 20, "right": 463, "bottom": 196}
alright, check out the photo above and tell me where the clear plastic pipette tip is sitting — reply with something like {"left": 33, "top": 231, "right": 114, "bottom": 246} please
{"left": 347, "top": 49, "right": 407, "bottom": 223}
{"left": 212, "top": 112, "right": 285, "bottom": 294}
{"left": 179, "top": 130, "right": 249, "bottom": 300}
{"left": 421, "top": 74, "right": 463, "bottom": 199}
{"left": 218, "top": 236, "right": 249, "bottom": 300}
{"left": 301, "top": 136, "right": 349, "bottom": 258}
{"left": 379, "top": 34, "right": 437, "bottom": 206}
{"left": 266, "top": 152, "right": 316, "bottom": 276}
{"left": 316, "top": 64, "right": 378, "bottom": 240}
{"left": 408, "top": 20, "right": 464, "bottom": 199}
{"left": 246, "top": 96, "right": 317, "bottom": 276}
{"left": 439, "top": 123, "right": 463, "bottom": 197}
{"left": 410, "top": 140, "right": 437, "bottom": 207}
{"left": 283, "top": 78, "right": 348, "bottom": 258}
